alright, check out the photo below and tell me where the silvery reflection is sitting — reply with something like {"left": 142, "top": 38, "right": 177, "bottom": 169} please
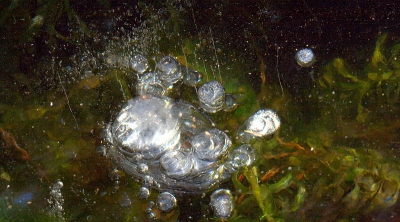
{"left": 198, "top": 80, "right": 225, "bottom": 113}
{"left": 111, "top": 95, "right": 180, "bottom": 160}
{"left": 106, "top": 94, "right": 233, "bottom": 193}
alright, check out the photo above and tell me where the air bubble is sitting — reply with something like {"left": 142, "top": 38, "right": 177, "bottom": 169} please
{"left": 192, "top": 129, "right": 231, "bottom": 161}
{"left": 136, "top": 72, "right": 166, "bottom": 96}
{"left": 138, "top": 186, "right": 150, "bottom": 199}
{"left": 137, "top": 163, "right": 149, "bottom": 174}
{"left": 182, "top": 67, "right": 202, "bottom": 86}
{"left": 239, "top": 109, "right": 281, "bottom": 140}
{"left": 130, "top": 54, "right": 149, "bottom": 74}
{"left": 111, "top": 95, "right": 181, "bottom": 160}
{"left": 295, "top": 48, "right": 316, "bottom": 67}
{"left": 160, "top": 150, "right": 193, "bottom": 179}
{"left": 156, "top": 55, "right": 182, "bottom": 85}
{"left": 224, "top": 144, "right": 257, "bottom": 173}
{"left": 210, "top": 189, "right": 233, "bottom": 219}
{"left": 197, "top": 80, "right": 225, "bottom": 113}
{"left": 156, "top": 192, "right": 177, "bottom": 212}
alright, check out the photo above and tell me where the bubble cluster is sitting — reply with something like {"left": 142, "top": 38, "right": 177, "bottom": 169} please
{"left": 102, "top": 54, "right": 281, "bottom": 218}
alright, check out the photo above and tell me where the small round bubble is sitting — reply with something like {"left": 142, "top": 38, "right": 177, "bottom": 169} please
{"left": 137, "top": 163, "right": 149, "bottom": 174}
{"left": 156, "top": 192, "right": 177, "bottom": 212}
{"left": 295, "top": 48, "right": 316, "bottom": 67}
{"left": 156, "top": 55, "right": 182, "bottom": 84}
{"left": 160, "top": 150, "right": 193, "bottom": 179}
{"left": 192, "top": 129, "right": 231, "bottom": 161}
{"left": 197, "top": 80, "right": 225, "bottom": 113}
{"left": 210, "top": 189, "right": 233, "bottom": 219}
{"left": 130, "top": 54, "right": 149, "bottom": 74}
{"left": 138, "top": 186, "right": 150, "bottom": 199}
{"left": 245, "top": 109, "right": 280, "bottom": 138}
{"left": 224, "top": 144, "right": 257, "bottom": 173}
{"left": 136, "top": 72, "right": 166, "bottom": 96}
{"left": 111, "top": 95, "right": 180, "bottom": 159}
{"left": 182, "top": 67, "right": 202, "bottom": 86}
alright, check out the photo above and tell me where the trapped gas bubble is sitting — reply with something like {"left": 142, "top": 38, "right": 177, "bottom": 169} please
{"left": 295, "top": 48, "right": 316, "bottom": 67}
{"left": 197, "top": 80, "right": 226, "bottom": 113}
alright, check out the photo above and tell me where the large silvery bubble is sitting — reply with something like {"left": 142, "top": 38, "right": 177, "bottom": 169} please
{"left": 110, "top": 95, "right": 180, "bottom": 160}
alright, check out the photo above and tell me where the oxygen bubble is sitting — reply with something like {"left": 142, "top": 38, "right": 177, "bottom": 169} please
{"left": 198, "top": 80, "right": 225, "bottom": 113}
{"left": 160, "top": 150, "right": 193, "bottom": 179}
{"left": 245, "top": 109, "right": 280, "bottom": 138}
{"left": 111, "top": 95, "right": 181, "bottom": 160}
{"left": 138, "top": 186, "right": 150, "bottom": 199}
{"left": 182, "top": 67, "right": 202, "bottom": 86}
{"left": 130, "top": 54, "right": 149, "bottom": 74}
{"left": 137, "top": 163, "right": 149, "bottom": 174}
{"left": 156, "top": 192, "right": 177, "bottom": 212}
{"left": 223, "top": 94, "right": 238, "bottom": 112}
{"left": 95, "top": 145, "right": 107, "bottom": 156}
{"left": 295, "top": 48, "right": 316, "bottom": 67}
{"left": 136, "top": 72, "right": 167, "bottom": 96}
{"left": 120, "top": 193, "right": 132, "bottom": 207}
{"left": 224, "top": 144, "right": 257, "bottom": 173}
{"left": 156, "top": 55, "right": 182, "bottom": 84}
{"left": 143, "top": 175, "right": 154, "bottom": 187}
{"left": 210, "top": 189, "right": 233, "bottom": 219}
{"left": 191, "top": 129, "right": 231, "bottom": 161}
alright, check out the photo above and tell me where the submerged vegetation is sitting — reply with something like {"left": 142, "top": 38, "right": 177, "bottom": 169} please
{"left": 1, "top": 1, "right": 400, "bottom": 221}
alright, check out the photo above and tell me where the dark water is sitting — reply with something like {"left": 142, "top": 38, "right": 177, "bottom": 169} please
{"left": 1, "top": 0, "right": 400, "bottom": 221}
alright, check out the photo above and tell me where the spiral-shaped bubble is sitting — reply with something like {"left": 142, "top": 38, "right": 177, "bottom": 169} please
{"left": 245, "top": 109, "right": 280, "bottom": 138}
{"left": 197, "top": 80, "right": 225, "bottom": 113}
{"left": 191, "top": 128, "right": 231, "bottom": 161}
{"left": 156, "top": 55, "right": 182, "bottom": 85}
{"left": 160, "top": 150, "right": 194, "bottom": 179}
{"left": 224, "top": 144, "right": 257, "bottom": 173}
{"left": 136, "top": 72, "right": 167, "bottom": 96}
